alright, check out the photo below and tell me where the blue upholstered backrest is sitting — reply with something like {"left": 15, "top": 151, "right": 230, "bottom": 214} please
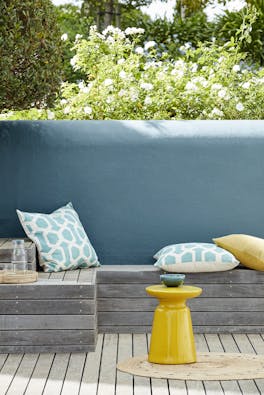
{"left": 1, "top": 120, "right": 264, "bottom": 265}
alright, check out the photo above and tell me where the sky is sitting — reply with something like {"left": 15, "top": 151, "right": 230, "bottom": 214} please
{"left": 52, "top": 0, "right": 245, "bottom": 21}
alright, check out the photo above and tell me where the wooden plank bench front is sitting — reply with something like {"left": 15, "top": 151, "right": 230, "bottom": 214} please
{"left": 0, "top": 269, "right": 97, "bottom": 353}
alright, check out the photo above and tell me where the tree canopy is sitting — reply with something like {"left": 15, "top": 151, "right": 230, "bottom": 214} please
{"left": 0, "top": 0, "right": 62, "bottom": 110}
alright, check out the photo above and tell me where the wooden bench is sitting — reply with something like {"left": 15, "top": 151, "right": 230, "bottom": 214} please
{"left": 0, "top": 269, "right": 97, "bottom": 353}
{"left": 96, "top": 265, "right": 264, "bottom": 334}
{"left": 0, "top": 262, "right": 263, "bottom": 353}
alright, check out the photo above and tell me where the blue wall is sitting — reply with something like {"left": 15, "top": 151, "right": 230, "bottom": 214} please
{"left": 1, "top": 120, "right": 264, "bottom": 265}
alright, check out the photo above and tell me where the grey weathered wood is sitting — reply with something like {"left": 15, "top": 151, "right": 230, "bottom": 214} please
{"left": 0, "top": 238, "right": 36, "bottom": 263}
{"left": 0, "top": 282, "right": 95, "bottom": 299}
{"left": 97, "top": 283, "right": 264, "bottom": 298}
{"left": 42, "top": 353, "right": 70, "bottom": 395}
{"left": 0, "top": 354, "right": 24, "bottom": 394}
{"left": 97, "top": 334, "right": 117, "bottom": 395}
{"left": 24, "top": 354, "right": 55, "bottom": 395}
{"left": 0, "top": 299, "right": 95, "bottom": 314}
{"left": 98, "top": 311, "right": 264, "bottom": 326}
{"left": 79, "top": 268, "right": 96, "bottom": 283}
{"left": 133, "top": 334, "right": 151, "bottom": 395}
{"left": 5, "top": 353, "right": 39, "bottom": 395}
{"left": 98, "top": 325, "right": 264, "bottom": 334}
{"left": 116, "top": 334, "right": 133, "bottom": 395}
{"left": 63, "top": 269, "right": 80, "bottom": 282}
{"left": 0, "top": 329, "right": 95, "bottom": 345}
{"left": 98, "top": 297, "right": 264, "bottom": 312}
{"left": 61, "top": 353, "right": 86, "bottom": 395}
{"left": 79, "top": 334, "right": 103, "bottom": 395}
{"left": 0, "top": 314, "right": 96, "bottom": 330}
{"left": 97, "top": 266, "right": 264, "bottom": 284}
{"left": 0, "top": 344, "right": 95, "bottom": 354}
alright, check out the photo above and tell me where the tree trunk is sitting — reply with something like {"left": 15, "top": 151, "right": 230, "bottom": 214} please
{"left": 103, "top": 0, "right": 115, "bottom": 29}
{"left": 115, "top": 3, "right": 121, "bottom": 28}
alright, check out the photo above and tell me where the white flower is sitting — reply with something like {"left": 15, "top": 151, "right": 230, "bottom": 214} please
{"left": 78, "top": 81, "right": 85, "bottom": 90}
{"left": 201, "top": 80, "right": 209, "bottom": 88}
{"left": 236, "top": 102, "right": 244, "bottom": 111}
{"left": 61, "top": 33, "right": 68, "bottom": 41}
{"left": 218, "top": 56, "right": 225, "bottom": 63}
{"left": 191, "top": 63, "right": 198, "bottom": 73}
{"left": 84, "top": 106, "right": 92, "bottom": 115}
{"left": 144, "top": 96, "right": 152, "bottom": 105}
{"left": 125, "top": 27, "right": 145, "bottom": 35}
{"left": 144, "top": 41, "right": 156, "bottom": 50}
{"left": 118, "top": 58, "right": 125, "bottom": 65}
{"left": 70, "top": 57, "right": 76, "bottom": 67}
{"left": 60, "top": 99, "right": 67, "bottom": 105}
{"left": 211, "top": 83, "right": 222, "bottom": 90}
{"left": 75, "top": 34, "right": 83, "bottom": 41}
{"left": 218, "top": 89, "right": 227, "bottom": 98}
{"left": 82, "top": 87, "right": 90, "bottom": 94}
{"left": 104, "top": 78, "right": 113, "bottom": 87}
{"left": 140, "top": 82, "right": 153, "bottom": 91}
{"left": 106, "top": 36, "right": 115, "bottom": 44}
{"left": 64, "top": 106, "right": 71, "bottom": 114}
{"left": 233, "top": 64, "right": 240, "bottom": 72}
{"left": 135, "top": 46, "right": 144, "bottom": 55}
{"left": 130, "top": 89, "right": 139, "bottom": 102}
{"left": 119, "top": 70, "right": 126, "bottom": 79}
{"left": 47, "top": 110, "right": 55, "bottom": 120}
{"left": 242, "top": 82, "right": 250, "bottom": 89}
{"left": 106, "top": 96, "right": 114, "bottom": 104}
{"left": 118, "top": 89, "right": 126, "bottom": 97}
{"left": 211, "top": 108, "right": 224, "bottom": 117}
{"left": 185, "top": 81, "right": 198, "bottom": 91}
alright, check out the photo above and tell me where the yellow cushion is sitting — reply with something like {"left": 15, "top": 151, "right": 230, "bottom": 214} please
{"left": 213, "top": 234, "right": 264, "bottom": 271}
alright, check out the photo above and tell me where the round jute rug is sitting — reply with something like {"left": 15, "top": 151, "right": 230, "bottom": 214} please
{"left": 117, "top": 353, "right": 264, "bottom": 381}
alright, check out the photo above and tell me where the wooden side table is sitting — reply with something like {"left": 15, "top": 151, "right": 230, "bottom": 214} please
{"left": 146, "top": 284, "right": 202, "bottom": 364}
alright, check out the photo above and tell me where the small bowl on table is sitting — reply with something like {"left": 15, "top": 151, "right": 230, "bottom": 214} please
{"left": 160, "top": 273, "right": 185, "bottom": 287}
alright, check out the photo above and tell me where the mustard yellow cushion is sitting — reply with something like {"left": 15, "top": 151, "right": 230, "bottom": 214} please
{"left": 213, "top": 234, "right": 264, "bottom": 271}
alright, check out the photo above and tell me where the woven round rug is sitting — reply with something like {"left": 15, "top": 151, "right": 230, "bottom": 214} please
{"left": 117, "top": 353, "right": 264, "bottom": 380}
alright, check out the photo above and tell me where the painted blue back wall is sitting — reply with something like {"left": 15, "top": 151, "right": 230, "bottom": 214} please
{"left": 1, "top": 120, "right": 264, "bottom": 265}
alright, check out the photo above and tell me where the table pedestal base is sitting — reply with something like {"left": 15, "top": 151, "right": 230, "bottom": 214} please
{"left": 148, "top": 303, "right": 196, "bottom": 365}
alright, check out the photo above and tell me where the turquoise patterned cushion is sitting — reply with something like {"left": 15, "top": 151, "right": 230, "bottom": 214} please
{"left": 17, "top": 202, "right": 100, "bottom": 272}
{"left": 154, "top": 243, "right": 239, "bottom": 273}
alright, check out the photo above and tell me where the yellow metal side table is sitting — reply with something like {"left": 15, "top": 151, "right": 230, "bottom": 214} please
{"left": 146, "top": 284, "right": 202, "bottom": 364}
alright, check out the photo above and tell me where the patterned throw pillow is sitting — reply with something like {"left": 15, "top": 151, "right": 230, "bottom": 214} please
{"left": 17, "top": 202, "right": 100, "bottom": 272}
{"left": 154, "top": 243, "right": 239, "bottom": 273}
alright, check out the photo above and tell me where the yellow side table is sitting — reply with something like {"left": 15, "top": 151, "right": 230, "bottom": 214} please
{"left": 146, "top": 284, "right": 202, "bottom": 364}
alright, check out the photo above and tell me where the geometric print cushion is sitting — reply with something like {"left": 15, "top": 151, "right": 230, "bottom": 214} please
{"left": 17, "top": 202, "right": 100, "bottom": 272}
{"left": 154, "top": 243, "right": 239, "bottom": 273}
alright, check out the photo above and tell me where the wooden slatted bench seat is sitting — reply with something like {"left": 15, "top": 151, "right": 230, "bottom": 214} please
{"left": 96, "top": 265, "right": 264, "bottom": 334}
{"left": 0, "top": 269, "right": 97, "bottom": 353}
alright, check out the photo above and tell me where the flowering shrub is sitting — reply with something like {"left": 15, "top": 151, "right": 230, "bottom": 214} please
{"left": 1, "top": 10, "right": 264, "bottom": 120}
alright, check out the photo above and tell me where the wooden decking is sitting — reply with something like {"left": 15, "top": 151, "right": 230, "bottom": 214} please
{"left": 0, "top": 333, "right": 263, "bottom": 395}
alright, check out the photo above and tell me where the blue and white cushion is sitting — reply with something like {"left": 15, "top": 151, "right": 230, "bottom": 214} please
{"left": 154, "top": 243, "right": 239, "bottom": 273}
{"left": 17, "top": 202, "right": 100, "bottom": 272}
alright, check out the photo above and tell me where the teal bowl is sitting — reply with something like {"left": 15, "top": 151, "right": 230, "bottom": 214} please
{"left": 160, "top": 273, "right": 185, "bottom": 287}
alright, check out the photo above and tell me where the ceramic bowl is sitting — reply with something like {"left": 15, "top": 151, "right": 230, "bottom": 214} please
{"left": 160, "top": 273, "right": 185, "bottom": 287}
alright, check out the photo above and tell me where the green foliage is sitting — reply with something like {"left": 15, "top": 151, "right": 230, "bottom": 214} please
{"left": 142, "top": 12, "right": 214, "bottom": 58}
{"left": 0, "top": 0, "right": 62, "bottom": 110}
{"left": 56, "top": 4, "right": 92, "bottom": 82}
{"left": 3, "top": 13, "right": 264, "bottom": 121}
{"left": 215, "top": 6, "right": 264, "bottom": 64}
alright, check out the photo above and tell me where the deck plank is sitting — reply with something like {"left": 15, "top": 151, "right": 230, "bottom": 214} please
{"left": 116, "top": 334, "right": 133, "bottom": 395}
{"left": 97, "top": 334, "right": 118, "bottom": 395}
{"left": 133, "top": 334, "right": 151, "bottom": 395}
{"left": 6, "top": 354, "right": 39, "bottom": 395}
{"left": 249, "top": 334, "right": 264, "bottom": 394}
{"left": 230, "top": 334, "right": 259, "bottom": 395}
{"left": 0, "top": 354, "right": 24, "bottom": 394}
{"left": 61, "top": 353, "right": 86, "bottom": 395}
{"left": 186, "top": 334, "right": 206, "bottom": 395}
{"left": 24, "top": 354, "right": 55, "bottom": 395}
{"left": 42, "top": 354, "right": 70, "bottom": 395}
{"left": 147, "top": 334, "right": 169, "bottom": 395}
{"left": 79, "top": 334, "right": 103, "bottom": 395}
